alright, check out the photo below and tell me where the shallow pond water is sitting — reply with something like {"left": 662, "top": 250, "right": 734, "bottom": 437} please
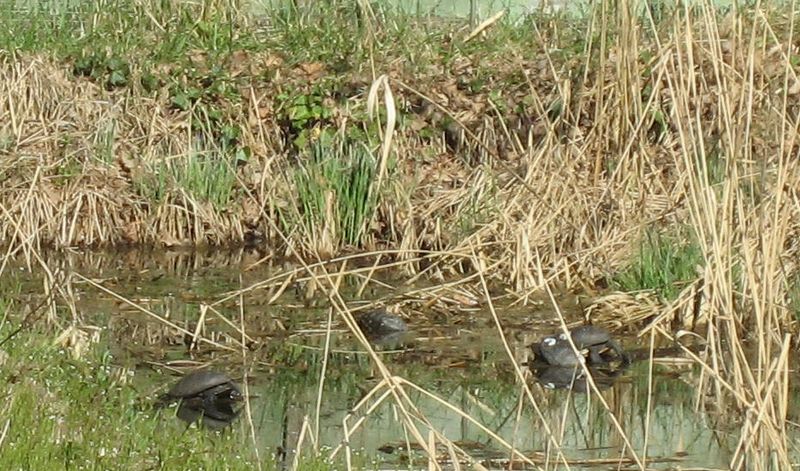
{"left": 2, "top": 249, "right": 793, "bottom": 469}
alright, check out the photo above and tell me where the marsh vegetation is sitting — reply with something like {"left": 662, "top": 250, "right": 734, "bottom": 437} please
{"left": 0, "top": 0, "right": 799, "bottom": 469}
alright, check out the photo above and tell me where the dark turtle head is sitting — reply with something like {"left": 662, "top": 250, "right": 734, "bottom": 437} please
{"left": 199, "top": 381, "right": 243, "bottom": 404}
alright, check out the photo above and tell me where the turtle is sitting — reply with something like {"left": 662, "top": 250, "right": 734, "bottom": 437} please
{"left": 355, "top": 309, "right": 408, "bottom": 339}
{"left": 559, "top": 325, "right": 628, "bottom": 365}
{"left": 532, "top": 325, "right": 628, "bottom": 367}
{"left": 159, "top": 370, "right": 242, "bottom": 407}
{"left": 532, "top": 335, "right": 588, "bottom": 367}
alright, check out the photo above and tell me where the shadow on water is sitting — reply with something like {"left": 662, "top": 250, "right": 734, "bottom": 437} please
{"left": 176, "top": 398, "right": 242, "bottom": 431}
{"left": 2, "top": 249, "right": 793, "bottom": 469}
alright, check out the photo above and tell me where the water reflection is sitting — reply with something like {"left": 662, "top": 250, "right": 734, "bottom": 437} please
{"left": 176, "top": 397, "right": 242, "bottom": 430}
{"left": 0, "top": 250, "right": 773, "bottom": 468}
{"left": 530, "top": 365, "right": 624, "bottom": 393}
{"left": 242, "top": 359, "right": 734, "bottom": 469}
{"left": 158, "top": 370, "right": 244, "bottom": 430}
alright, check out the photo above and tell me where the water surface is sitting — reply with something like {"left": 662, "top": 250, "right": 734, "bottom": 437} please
{"left": 2, "top": 249, "right": 782, "bottom": 469}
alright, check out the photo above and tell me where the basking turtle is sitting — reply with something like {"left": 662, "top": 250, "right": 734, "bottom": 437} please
{"left": 532, "top": 335, "right": 587, "bottom": 367}
{"left": 159, "top": 370, "right": 242, "bottom": 407}
{"left": 560, "top": 325, "right": 628, "bottom": 365}
{"left": 355, "top": 309, "right": 408, "bottom": 339}
{"left": 532, "top": 325, "right": 628, "bottom": 367}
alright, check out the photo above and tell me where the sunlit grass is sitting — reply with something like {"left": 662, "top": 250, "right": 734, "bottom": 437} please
{"left": 612, "top": 228, "right": 703, "bottom": 300}
{"left": 283, "top": 135, "right": 379, "bottom": 251}
{"left": 0, "top": 320, "right": 380, "bottom": 470}
{"left": 0, "top": 331, "right": 264, "bottom": 469}
{"left": 0, "top": 0, "right": 799, "bottom": 468}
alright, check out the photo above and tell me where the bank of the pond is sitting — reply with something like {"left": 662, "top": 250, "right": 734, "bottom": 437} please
{"left": 1, "top": 1, "right": 795, "bottom": 284}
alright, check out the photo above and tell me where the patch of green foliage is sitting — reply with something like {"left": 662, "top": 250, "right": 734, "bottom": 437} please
{"left": 73, "top": 52, "right": 131, "bottom": 90}
{"left": 288, "top": 134, "right": 379, "bottom": 247}
{"left": 697, "top": 145, "right": 728, "bottom": 188}
{"left": 612, "top": 228, "right": 704, "bottom": 300}
{"left": 134, "top": 150, "right": 240, "bottom": 211}
{"left": 0, "top": 330, "right": 278, "bottom": 469}
{"left": 277, "top": 86, "right": 335, "bottom": 149}
{"left": 131, "top": 100, "right": 246, "bottom": 210}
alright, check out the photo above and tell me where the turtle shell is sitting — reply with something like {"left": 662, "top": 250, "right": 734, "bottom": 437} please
{"left": 564, "top": 326, "right": 628, "bottom": 365}
{"left": 167, "top": 370, "right": 240, "bottom": 399}
{"left": 562, "top": 325, "right": 612, "bottom": 348}
{"left": 356, "top": 309, "right": 408, "bottom": 337}
{"left": 536, "top": 336, "right": 585, "bottom": 367}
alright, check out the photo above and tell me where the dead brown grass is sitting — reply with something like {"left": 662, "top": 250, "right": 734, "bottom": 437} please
{"left": 1, "top": 3, "right": 800, "bottom": 468}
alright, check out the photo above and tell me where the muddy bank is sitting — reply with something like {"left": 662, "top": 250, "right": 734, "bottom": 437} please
{"left": 3, "top": 3, "right": 797, "bottom": 271}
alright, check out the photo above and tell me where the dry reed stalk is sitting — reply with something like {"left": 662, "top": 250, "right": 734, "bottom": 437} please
{"left": 586, "top": 291, "right": 663, "bottom": 330}
{"left": 499, "top": 248, "right": 649, "bottom": 468}
{"left": 650, "top": 3, "right": 798, "bottom": 467}
{"left": 471, "top": 245, "right": 573, "bottom": 469}
{"left": 212, "top": 249, "right": 467, "bottom": 308}
{"left": 237, "top": 279, "right": 262, "bottom": 471}
{"left": 313, "top": 307, "right": 333, "bottom": 452}
{"left": 330, "top": 301, "right": 440, "bottom": 467}
{"left": 0, "top": 418, "right": 10, "bottom": 451}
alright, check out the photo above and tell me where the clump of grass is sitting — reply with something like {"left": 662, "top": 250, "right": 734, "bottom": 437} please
{"left": 268, "top": 0, "right": 367, "bottom": 67}
{"left": 134, "top": 151, "right": 238, "bottom": 211}
{"left": 283, "top": 135, "right": 379, "bottom": 253}
{"left": 612, "top": 228, "right": 703, "bottom": 300}
{"left": 175, "top": 151, "right": 239, "bottom": 210}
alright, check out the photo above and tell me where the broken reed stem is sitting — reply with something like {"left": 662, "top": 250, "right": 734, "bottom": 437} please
{"left": 238, "top": 277, "right": 263, "bottom": 471}
{"left": 313, "top": 307, "right": 333, "bottom": 453}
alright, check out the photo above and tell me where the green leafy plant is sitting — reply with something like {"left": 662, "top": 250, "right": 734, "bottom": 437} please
{"left": 277, "top": 88, "right": 335, "bottom": 148}
{"left": 72, "top": 52, "right": 130, "bottom": 90}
